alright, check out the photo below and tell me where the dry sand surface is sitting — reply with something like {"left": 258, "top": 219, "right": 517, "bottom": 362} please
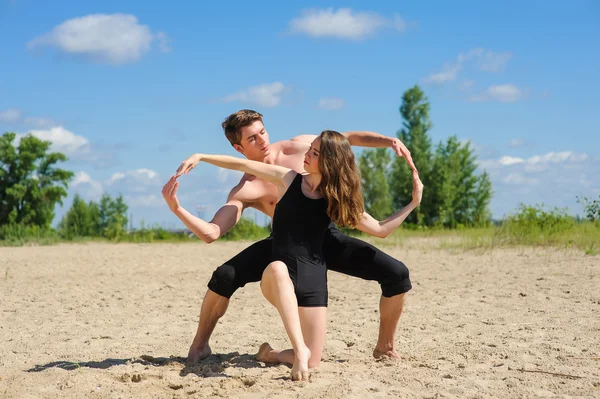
{"left": 1, "top": 240, "right": 599, "bottom": 398}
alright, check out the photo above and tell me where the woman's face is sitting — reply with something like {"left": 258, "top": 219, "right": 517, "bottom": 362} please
{"left": 303, "top": 136, "right": 321, "bottom": 174}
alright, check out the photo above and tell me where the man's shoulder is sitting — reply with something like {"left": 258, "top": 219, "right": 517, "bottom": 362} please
{"left": 275, "top": 135, "right": 316, "bottom": 156}
{"left": 227, "top": 174, "right": 272, "bottom": 202}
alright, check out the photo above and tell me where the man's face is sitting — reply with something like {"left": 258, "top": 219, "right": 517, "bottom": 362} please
{"left": 233, "top": 120, "right": 271, "bottom": 160}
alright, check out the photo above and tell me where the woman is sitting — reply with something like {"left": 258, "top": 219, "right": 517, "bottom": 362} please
{"left": 164, "top": 130, "right": 423, "bottom": 381}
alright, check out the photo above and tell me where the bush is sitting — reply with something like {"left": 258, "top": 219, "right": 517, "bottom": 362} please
{"left": 124, "top": 226, "right": 192, "bottom": 243}
{"left": 577, "top": 195, "right": 600, "bottom": 222}
{"left": 498, "top": 203, "right": 575, "bottom": 245}
{"left": 221, "top": 217, "right": 270, "bottom": 241}
{"left": 0, "top": 224, "right": 60, "bottom": 246}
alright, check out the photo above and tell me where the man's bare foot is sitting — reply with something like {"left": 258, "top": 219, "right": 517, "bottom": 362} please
{"left": 256, "top": 342, "right": 276, "bottom": 363}
{"left": 373, "top": 347, "right": 401, "bottom": 360}
{"left": 187, "top": 344, "right": 211, "bottom": 364}
{"left": 291, "top": 346, "right": 311, "bottom": 382}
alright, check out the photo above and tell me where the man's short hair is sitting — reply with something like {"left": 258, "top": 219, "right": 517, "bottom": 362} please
{"left": 222, "top": 109, "right": 263, "bottom": 146}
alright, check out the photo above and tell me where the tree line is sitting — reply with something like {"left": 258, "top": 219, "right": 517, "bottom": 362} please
{"left": 3, "top": 85, "right": 597, "bottom": 242}
{"left": 0, "top": 132, "right": 129, "bottom": 240}
{"left": 358, "top": 85, "right": 492, "bottom": 228}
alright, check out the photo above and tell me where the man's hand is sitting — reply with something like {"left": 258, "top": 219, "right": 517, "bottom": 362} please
{"left": 176, "top": 153, "right": 202, "bottom": 177}
{"left": 162, "top": 176, "right": 181, "bottom": 213}
{"left": 411, "top": 170, "right": 424, "bottom": 206}
{"left": 392, "top": 138, "right": 418, "bottom": 173}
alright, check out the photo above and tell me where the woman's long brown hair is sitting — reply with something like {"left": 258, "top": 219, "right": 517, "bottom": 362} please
{"left": 317, "top": 130, "right": 365, "bottom": 227}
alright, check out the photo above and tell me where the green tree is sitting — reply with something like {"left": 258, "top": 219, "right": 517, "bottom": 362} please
{"left": 473, "top": 171, "right": 492, "bottom": 226}
{"left": 87, "top": 201, "right": 102, "bottom": 235}
{"left": 359, "top": 148, "right": 393, "bottom": 220}
{"left": 98, "top": 193, "right": 129, "bottom": 239}
{"left": 98, "top": 194, "right": 112, "bottom": 231}
{"left": 59, "top": 194, "right": 95, "bottom": 238}
{"left": 387, "top": 87, "right": 493, "bottom": 228}
{"left": 390, "top": 85, "right": 433, "bottom": 225}
{"left": 577, "top": 195, "right": 600, "bottom": 222}
{"left": 0, "top": 132, "right": 73, "bottom": 228}
{"left": 429, "top": 136, "right": 492, "bottom": 227}
{"left": 432, "top": 137, "right": 479, "bottom": 227}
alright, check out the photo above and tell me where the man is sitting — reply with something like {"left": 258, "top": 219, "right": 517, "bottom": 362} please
{"left": 162, "top": 109, "right": 418, "bottom": 363}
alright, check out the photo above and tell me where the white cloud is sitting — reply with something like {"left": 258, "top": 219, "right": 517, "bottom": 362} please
{"left": 26, "top": 126, "right": 91, "bottom": 156}
{"left": 486, "top": 84, "right": 523, "bottom": 102}
{"left": 477, "top": 51, "right": 512, "bottom": 72}
{"left": 17, "top": 126, "right": 123, "bottom": 168}
{"left": 71, "top": 171, "right": 104, "bottom": 200}
{"left": 223, "top": 82, "right": 289, "bottom": 108}
{"left": 508, "top": 139, "right": 526, "bottom": 148}
{"left": 480, "top": 151, "right": 588, "bottom": 171}
{"left": 424, "top": 63, "right": 462, "bottom": 85}
{"left": 479, "top": 150, "right": 600, "bottom": 218}
{"left": 156, "top": 31, "right": 171, "bottom": 53}
{"left": 67, "top": 169, "right": 164, "bottom": 210}
{"left": 288, "top": 8, "right": 407, "bottom": 40}
{"left": 0, "top": 108, "right": 22, "bottom": 122}
{"left": 24, "top": 116, "right": 56, "bottom": 128}
{"left": 128, "top": 194, "right": 164, "bottom": 207}
{"left": 424, "top": 48, "right": 512, "bottom": 86}
{"left": 502, "top": 173, "right": 537, "bottom": 185}
{"left": 0, "top": 108, "right": 58, "bottom": 127}
{"left": 72, "top": 170, "right": 93, "bottom": 185}
{"left": 528, "top": 151, "right": 587, "bottom": 165}
{"left": 525, "top": 151, "right": 588, "bottom": 172}
{"left": 107, "top": 168, "right": 161, "bottom": 192}
{"left": 108, "top": 172, "right": 126, "bottom": 184}
{"left": 499, "top": 156, "right": 525, "bottom": 166}
{"left": 470, "top": 84, "right": 524, "bottom": 103}
{"left": 318, "top": 97, "right": 345, "bottom": 110}
{"left": 27, "top": 14, "right": 167, "bottom": 65}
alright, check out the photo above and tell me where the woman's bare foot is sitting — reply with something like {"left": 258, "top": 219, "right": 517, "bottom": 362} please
{"left": 187, "top": 344, "right": 211, "bottom": 364}
{"left": 256, "top": 342, "right": 277, "bottom": 363}
{"left": 290, "top": 346, "right": 311, "bottom": 381}
{"left": 373, "top": 347, "right": 401, "bottom": 360}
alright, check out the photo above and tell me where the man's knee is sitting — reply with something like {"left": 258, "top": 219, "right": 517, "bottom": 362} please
{"left": 389, "top": 259, "right": 410, "bottom": 282}
{"left": 207, "top": 264, "right": 239, "bottom": 299}
{"left": 380, "top": 258, "right": 412, "bottom": 298}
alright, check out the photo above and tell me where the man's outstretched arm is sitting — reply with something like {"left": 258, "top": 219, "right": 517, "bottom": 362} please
{"left": 343, "top": 130, "right": 395, "bottom": 148}
{"left": 287, "top": 131, "right": 417, "bottom": 171}
{"left": 162, "top": 176, "right": 246, "bottom": 243}
{"left": 343, "top": 131, "right": 416, "bottom": 172}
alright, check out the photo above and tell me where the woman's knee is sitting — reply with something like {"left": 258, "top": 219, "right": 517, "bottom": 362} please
{"left": 262, "top": 261, "right": 288, "bottom": 281}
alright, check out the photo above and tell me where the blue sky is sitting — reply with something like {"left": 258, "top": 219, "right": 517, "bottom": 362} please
{"left": 1, "top": 0, "right": 599, "bottom": 228}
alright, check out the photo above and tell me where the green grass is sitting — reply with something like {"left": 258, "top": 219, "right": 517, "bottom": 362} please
{"left": 0, "top": 224, "right": 62, "bottom": 247}
{"left": 0, "top": 217, "right": 270, "bottom": 247}
{"left": 362, "top": 221, "right": 600, "bottom": 255}
{"left": 359, "top": 204, "right": 600, "bottom": 255}
{"left": 1, "top": 212, "right": 597, "bottom": 255}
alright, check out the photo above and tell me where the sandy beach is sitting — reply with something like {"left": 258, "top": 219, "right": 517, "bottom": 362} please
{"left": 1, "top": 241, "right": 599, "bottom": 398}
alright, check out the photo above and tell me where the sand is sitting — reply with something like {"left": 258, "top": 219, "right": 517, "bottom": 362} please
{"left": 1, "top": 240, "right": 599, "bottom": 398}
